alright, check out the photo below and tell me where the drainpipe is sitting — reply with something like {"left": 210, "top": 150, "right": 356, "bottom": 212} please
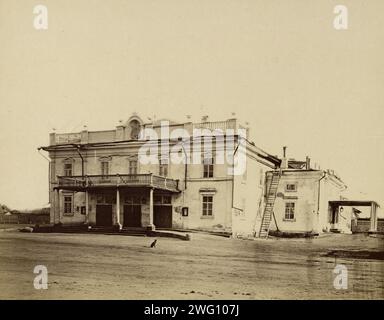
{"left": 317, "top": 171, "right": 327, "bottom": 214}
{"left": 315, "top": 171, "right": 327, "bottom": 233}
{"left": 231, "top": 139, "right": 241, "bottom": 209}
{"left": 37, "top": 148, "right": 51, "bottom": 181}
{"left": 180, "top": 140, "right": 188, "bottom": 190}
{"left": 73, "top": 144, "right": 85, "bottom": 177}
{"left": 38, "top": 147, "right": 52, "bottom": 223}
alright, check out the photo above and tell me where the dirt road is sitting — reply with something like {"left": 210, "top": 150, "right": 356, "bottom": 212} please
{"left": 0, "top": 230, "right": 383, "bottom": 299}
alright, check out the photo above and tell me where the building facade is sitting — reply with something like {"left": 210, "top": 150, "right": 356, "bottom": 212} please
{"left": 264, "top": 158, "right": 349, "bottom": 235}
{"left": 41, "top": 115, "right": 280, "bottom": 237}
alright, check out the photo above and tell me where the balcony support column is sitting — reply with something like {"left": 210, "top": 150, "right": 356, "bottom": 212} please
{"left": 55, "top": 189, "right": 61, "bottom": 225}
{"left": 85, "top": 190, "right": 89, "bottom": 224}
{"left": 369, "top": 202, "right": 377, "bottom": 233}
{"left": 147, "top": 187, "right": 155, "bottom": 231}
{"left": 116, "top": 188, "right": 122, "bottom": 230}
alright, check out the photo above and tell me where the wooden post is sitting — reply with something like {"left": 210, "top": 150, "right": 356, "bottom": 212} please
{"left": 85, "top": 190, "right": 89, "bottom": 224}
{"left": 369, "top": 202, "right": 377, "bottom": 233}
{"left": 116, "top": 188, "right": 122, "bottom": 230}
{"left": 56, "top": 189, "right": 61, "bottom": 224}
{"left": 148, "top": 188, "right": 155, "bottom": 230}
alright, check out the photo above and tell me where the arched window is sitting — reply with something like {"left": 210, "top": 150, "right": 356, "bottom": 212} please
{"left": 129, "top": 119, "right": 141, "bottom": 140}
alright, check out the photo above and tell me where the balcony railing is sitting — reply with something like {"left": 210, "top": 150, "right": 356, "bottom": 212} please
{"left": 57, "top": 174, "right": 179, "bottom": 192}
{"left": 193, "top": 119, "right": 236, "bottom": 131}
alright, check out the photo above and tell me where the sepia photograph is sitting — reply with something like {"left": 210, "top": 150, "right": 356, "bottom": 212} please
{"left": 0, "top": 0, "right": 383, "bottom": 307}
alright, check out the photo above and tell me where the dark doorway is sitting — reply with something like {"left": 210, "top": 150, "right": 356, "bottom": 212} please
{"left": 154, "top": 206, "right": 172, "bottom": 228}
{"left": 331, "top": 207, "right": 339, "bottom": 224}
{"left": 96, "top": 205, "right": 113, "bottom": 226}
{"left": 124, "top": 205, "right": 142, "bottom": 227}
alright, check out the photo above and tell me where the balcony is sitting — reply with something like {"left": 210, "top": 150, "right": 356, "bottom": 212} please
{"left": 193, "top": 119, "right": 237, "bottom": 132}
{"left": 56, "top": 174, "right": 180, "bottom": 192}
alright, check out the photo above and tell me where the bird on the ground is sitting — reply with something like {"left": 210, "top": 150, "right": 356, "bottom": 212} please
{"left": 150, "top": 239, "right": 157, "bottom": 248}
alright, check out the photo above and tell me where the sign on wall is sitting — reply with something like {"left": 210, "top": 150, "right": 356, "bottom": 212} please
{"left": 56, "top": 133, "right": 82, "bottom": 144}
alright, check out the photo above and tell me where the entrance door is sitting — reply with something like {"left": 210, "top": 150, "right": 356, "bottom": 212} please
{"left": 123, "top": 205, "right": 142, "bottom": 227}
{"left": 154, "top": 206, "right": 172, "bottom": 228}
{"left": 330, "top": 206, "right": 340, "bottom": 230}
{"left": 96, "top": 205, "right": 113, "bottom": 226}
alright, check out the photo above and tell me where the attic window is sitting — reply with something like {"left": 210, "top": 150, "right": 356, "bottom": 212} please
{"left": 285, "top": 183, "right": 297, "bottom": 192}
{"left": 129, "top": 120, "right": 141, "bottom": 139}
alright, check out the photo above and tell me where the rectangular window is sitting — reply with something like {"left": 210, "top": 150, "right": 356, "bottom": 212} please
{"left": 104, "top": 194, "right": 115, "bottom": 204}
{"left": 203, "top": 157, "right": 214, "bottom": 178}
{"left": 132, "top": 195, "right": 140, "bottom": 204}
{"left": 154, "top": 196, "right": 162, "bottom": 205}
{"left": 101, "top": 161, "right": 109, "bottom": 179}
{"left": 163, "top": 195, "right": 171, "bottom": 204}
{"left": 159, "top": 158, "right": 169, "bottom": 177}
{"left": 153, "top": 195, "right": 172, "bottom": 205}
{"left": 96, "top": 194, "right": 104, "bottom": 204}
{"left": 159, "top": 164, "right": 168, "bottom": 177}
{"left": 285, "top": 202, "right": 295, "bottom": 220}
{"left": 64, "top": 163, "right": 72, "bottom": 177}
{"left": 285, "top": 183, "right": 297, "bottom": 192}
{"left": 129, "top": 160, "right": 138, "bottom": 174}
{"left": 202, "top": 196, "right": 213, "bottom": 216}
{"left": 124, "top": 196, "right": 133, "bottom": 204}
{"left": 97, "top": 194, "right": 115, "bottom": 204}
{"left": 63, "top": 195, "right": 73, "bottom": 214}
{"left": 124, "top": 195, "right": 142, "bottom": 204}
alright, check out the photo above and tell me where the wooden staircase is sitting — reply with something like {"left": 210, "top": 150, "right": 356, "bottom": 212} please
{"left": 259, "top": 171, "right": 281, "bottom": 238}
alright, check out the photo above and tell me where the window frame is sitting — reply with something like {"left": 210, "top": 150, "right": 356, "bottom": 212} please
{"left": 201, "top": 195, "right": 214, "bottom": 217}
{"left": 96, "top": 194, "right": 116, "bottom": 205}
{"left": 203, "top": 156, "right": 214, "bottom": 178}
{"left": 159, "top": 157, "right": 169, "bottom": 177}
{"left": 101, "top": 161, "right": 109, "bottom": 179}
{"left": 159, "top": 164, "right": 168, "bottom": 177}
{"left": 285, "top": 182, "right": 298, "bottom": 192}
{"left": 64, "top": 163, "right": 73, "bottom": 177}
{"left": 129, "top": 119, "right": 141, "bottom": 140}
{"left": 63, "top": 194, "right": 74, "bottom": 215}
{"left": 129, "top": 159, "right": 138, "bottom": 175}
{"left": 284, "top": 202, "right": 296, "bottom": 221}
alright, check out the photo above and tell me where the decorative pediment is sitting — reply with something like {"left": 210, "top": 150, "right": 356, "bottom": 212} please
{"left": 99, "top": 156, "right": 112, "bottom": 162}
{"left": 127, "top": 155, "right": 138, "bottom": 160}
{"left": 199, "top": 188, "right": 217, "bottom": 193}
{"left": 63, "top": 157, "right": 75, "bottom": 163}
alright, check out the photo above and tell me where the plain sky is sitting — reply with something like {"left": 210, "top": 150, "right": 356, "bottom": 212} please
{"left": 0, "top": 0, "right": 383, "bottom": 211}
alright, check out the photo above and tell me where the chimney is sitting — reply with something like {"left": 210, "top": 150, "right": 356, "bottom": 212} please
{"left": 305, "top": 156, "right": 311, "bottom": 170}
{"left": 281, "top": 146, "right": 288, "bottom": 169}
{"left": 201, "top": 115, "right": 209, "bottom": 122}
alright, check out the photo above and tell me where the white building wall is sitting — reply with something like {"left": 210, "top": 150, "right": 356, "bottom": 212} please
{"left": 268, "top": 170, "right": 345, "bottom": 234}
{"left": 46, "top": 117, "right": 279, "bottom": 235}
{"left": 232, "top": 155, "right": 267, "bottom": 238}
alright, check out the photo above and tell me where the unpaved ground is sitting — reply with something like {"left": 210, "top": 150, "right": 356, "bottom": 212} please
{"left": 0, "top": 230, "right": 383, "bottom": 299}
{"left": 0, "top": 224, "right": 32, "bottom": 230}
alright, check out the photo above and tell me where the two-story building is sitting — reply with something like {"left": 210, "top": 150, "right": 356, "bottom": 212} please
{"left": 264, "top": 155, "right": 349, "bottom": 236}
{"left": 40, "top": 114, "right": 281, "bottom": 237}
